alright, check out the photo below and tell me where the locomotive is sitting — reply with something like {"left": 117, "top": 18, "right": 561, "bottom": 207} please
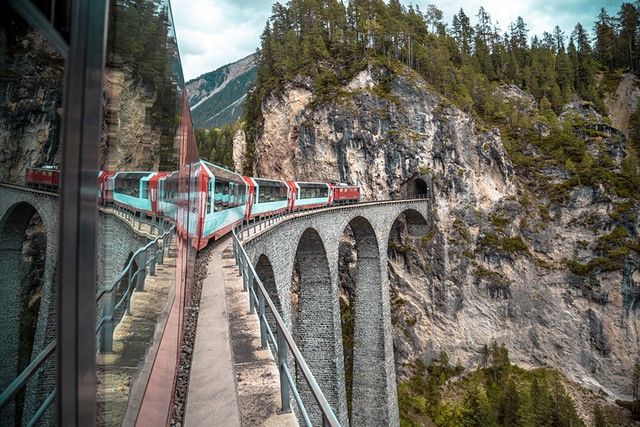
{"left": 25, "top": 166, "right": 60, "bottom": 191}
{"left": 29, "top": 160, "right": 361, "bottom": 250}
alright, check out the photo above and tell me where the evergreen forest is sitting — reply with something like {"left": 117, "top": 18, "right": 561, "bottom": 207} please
{"left": 230, "top": 2, "right": 640, "bottom": 426}
{"left": 240, "top": 0, "right": 640, "bottom": 203}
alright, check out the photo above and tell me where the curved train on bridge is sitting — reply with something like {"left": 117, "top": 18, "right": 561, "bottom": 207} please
{"left": 26, "top": 162, "right": 360, "bottom": 250}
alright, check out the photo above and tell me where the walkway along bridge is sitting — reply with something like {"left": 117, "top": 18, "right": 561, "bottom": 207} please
{"left": 190, "top": 196, "right": 432, "bottom": 427}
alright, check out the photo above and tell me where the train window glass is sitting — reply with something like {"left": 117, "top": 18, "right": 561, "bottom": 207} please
{"left": 214, "top": 178, "right": 230, "bottom": 212}
{"left": 237, "top": 184, "right": 246, "bottom": 205}
{"left": 140, "top": 180, "right": 149, "bottom": 199}
{"left": 207, "top": 180, "right": 212, "bottom": 214}
{"left": 229, "top": 182, "right": 236, "bottom": 207}
{"left": 299, "top": 184, "right": 329, "bottom": 199}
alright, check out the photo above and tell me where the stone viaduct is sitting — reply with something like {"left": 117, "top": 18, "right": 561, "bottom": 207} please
{"left": 240, "top": 198, "right": 431, "bottom": 427}
{"left": 0, "top": 185, "right": 151, "bottom": 422}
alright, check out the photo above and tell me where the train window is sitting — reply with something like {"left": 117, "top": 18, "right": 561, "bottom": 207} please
{"left": 229, "top": 182, "right": 236, "bottom": 207}
{"left": 140, "top": 180, "right": 149, "bottom": 199}
{"left": 207, "top": 180, "right": 212, "bottom": 214}
{"left": 237, "top": 183, "right": 246, "bottom": 206}
{"left": 299, "top": 184, "right": 329, "bottom": 199}
{"left": 214, "top": 178, "right": 230, "bottom": 212}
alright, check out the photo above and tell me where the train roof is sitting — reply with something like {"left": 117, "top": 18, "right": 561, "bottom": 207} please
{"left": 294, "top": 181, "right": 330, "bottom": 187}
{"left": 201, "top": 160, "right": 245, "bottom": 184}
{"left": 252, "top": 177, "right": 287, "bottom": 187}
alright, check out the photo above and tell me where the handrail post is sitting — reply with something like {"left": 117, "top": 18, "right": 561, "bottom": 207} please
{"left": 126, "top": 268, "right": 134, "bottom": 315}
{"left": 157, "top": 241, "right": 164, "bottom": 265}
{"left": 277, "top": 326, "right": 291, "bottom": 413}
{"left": 248, "top": 268, "right": 255, "bottom": 315}
{"left": 149, "top": 250, "right": 156, "bottom": 276}
{"left": 100, "top": 289, "right": 116, "bottom": 354}
{"left": 258, "top": 288, "right": 267, "bottom": 350}
{"left": 136, "top": 250, "right": 147, "bottom": 292}
{"left": 241, "top": 257, "right": 248, "bottom": 291}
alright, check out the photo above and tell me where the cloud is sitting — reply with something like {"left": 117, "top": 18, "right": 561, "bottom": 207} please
{"left": 171, "top": 0, "right": 626, "bottom": 81}
{"left": 171, "top": 0, "right": 270, "bottom": 80}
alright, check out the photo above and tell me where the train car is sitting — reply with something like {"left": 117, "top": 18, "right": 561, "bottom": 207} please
{"left": 25, "top": 166, "right": 60, "bottom": 191}
{"left": 243, "top": 177, "right": 290, "bottom": 220}
{"left": 113, "top": 171, "right": 156, "bottom": 215}
{"left": 199, "top": 160, "right": 247, "bottom": 249}
{"left": 331, "top": 183, "right": 360, "bottom": 205}
{"left": 148, "top": 172, "right": 168, "bottom": 215}
{"left": 289, "top": 181, "right": 332, "bottom": 210}
{"left": 98, "top": 171, "right": 116, "bottom": 205}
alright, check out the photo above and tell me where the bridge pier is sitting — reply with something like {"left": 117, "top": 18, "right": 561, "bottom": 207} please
{"left": 242, "top": 200, "right": 429, "bottom": 427}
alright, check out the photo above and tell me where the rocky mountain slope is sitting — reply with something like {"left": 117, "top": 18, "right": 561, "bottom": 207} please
{"left": 185, "top": 53, "right": 257, "bottom": 129}
{"left": 246, "top": 63, "right": 640, "bottom": 408}
{"left": 0, "top": 31, "right": 63, "bottom": 184}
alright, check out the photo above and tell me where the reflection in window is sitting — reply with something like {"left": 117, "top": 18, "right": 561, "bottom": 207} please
{"left": 0, "top": 4, "right": 63, "bottom": 425}
{"left": 214, "top": 178, "right": 229, "bottom": 212}
{"left": 299, "top": 184, "right": 329, "bottom": 199}
{"left": 114, "top": 173, "right": 151, "bottom": 198}
{"left": 254, "top": 179, "right": 287, "bottom": 203}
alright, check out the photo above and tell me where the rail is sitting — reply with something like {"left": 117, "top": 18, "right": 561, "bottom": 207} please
{"left": 232, "top": 224, "right": 340, "bottom": 427}
{"left": 236, "top": 194, "right": 429, "bottom": 241}
{"left": 0, "top": 340, "right": 56, "bottom": 424}
{"left": 95, "top": 216, "right": 175, "bottom": 354}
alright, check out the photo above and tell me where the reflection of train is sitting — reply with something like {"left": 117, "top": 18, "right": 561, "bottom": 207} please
{"left": 30, "top": 160, "right": 361, "bottom": 250}
{"left": 25, "top": 166, "right": 60, "bottom": 191}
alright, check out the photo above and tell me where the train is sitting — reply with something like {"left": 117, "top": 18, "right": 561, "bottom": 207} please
{"left": 25, "top": 166, "right": 60, "bottom": 191}
{"left": 27, "top": 161, "right": 360, "bottom": 250}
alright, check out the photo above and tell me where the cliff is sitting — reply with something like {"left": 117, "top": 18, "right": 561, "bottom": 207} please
{"left": 0, "top": 31, "right": 63, "bottom": 184}
{"left": 250, "top": 63, "right": 640, "bottom": 403}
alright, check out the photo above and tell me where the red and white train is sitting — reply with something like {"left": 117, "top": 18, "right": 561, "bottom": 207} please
{"left": 27, "top": 161, "right": 360, "bottom": 250}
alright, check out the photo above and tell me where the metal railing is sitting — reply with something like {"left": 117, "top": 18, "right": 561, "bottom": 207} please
{"left": 232, "top": 224, "right": 340, "bottom": 427}
{"left": 0, "top": 209, "right": 177, "bottom": 423}
{"left": 95, "top": 219, "right": 175, "bottom": 354}
{"left": 0, "top": 340, "right": 56, "bottom": 425}
{"left": 231, "top": 195, "right": 430, "bottom": 426}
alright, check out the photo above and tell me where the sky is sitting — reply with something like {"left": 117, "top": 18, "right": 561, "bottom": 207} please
{"left": 170, "top": 0, "right": 625, "bottom": 82}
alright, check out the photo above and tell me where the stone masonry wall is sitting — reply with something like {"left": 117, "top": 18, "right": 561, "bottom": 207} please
{"left": 241, "top": 200, "right": 430, "bottom": 427}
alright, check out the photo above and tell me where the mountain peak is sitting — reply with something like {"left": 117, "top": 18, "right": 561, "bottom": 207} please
{"left": 186, "top": 52, "right": 258, "bottom": 129}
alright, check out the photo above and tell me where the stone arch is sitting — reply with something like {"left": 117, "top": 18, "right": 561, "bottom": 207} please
{"left": 292, "top": 227, "right": 339, "bottom": 425}
{"left": 255, "top": 254, "right": 281, "bottom": 339}
{"left": 0, "top": 202, "right": 47, "bottom": 423}
{"left": 390, "top": 209, "right": 430, "bottom": 240}
{"left": 340, "top": 216, "right": 393, "bottom": 426}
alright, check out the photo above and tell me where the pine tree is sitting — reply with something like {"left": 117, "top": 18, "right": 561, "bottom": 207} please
{"left": 617, "top": 3, "right": 639, "bottom": 71}
{"left": 594, "top": 8, "right": 617, "bottom": 69}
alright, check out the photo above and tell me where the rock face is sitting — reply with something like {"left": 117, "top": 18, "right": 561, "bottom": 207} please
{"left": 101, "top": 67, "right": 161, "bottom": 171}
{"left": 232, "top": 128, "right": 246, "bottom": 173}
{"left": 0, "top": 31, "right": 63, "bottom": 184}
{"left": 250, "top": 65, "right": 640, "bottom": 401}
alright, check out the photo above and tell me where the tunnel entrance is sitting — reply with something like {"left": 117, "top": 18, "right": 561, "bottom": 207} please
{"left": 407, "top": 177, "right": 429, "bottom": 197}
{"left": 0, "top": 202, "right": 46, "bottom": 424}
